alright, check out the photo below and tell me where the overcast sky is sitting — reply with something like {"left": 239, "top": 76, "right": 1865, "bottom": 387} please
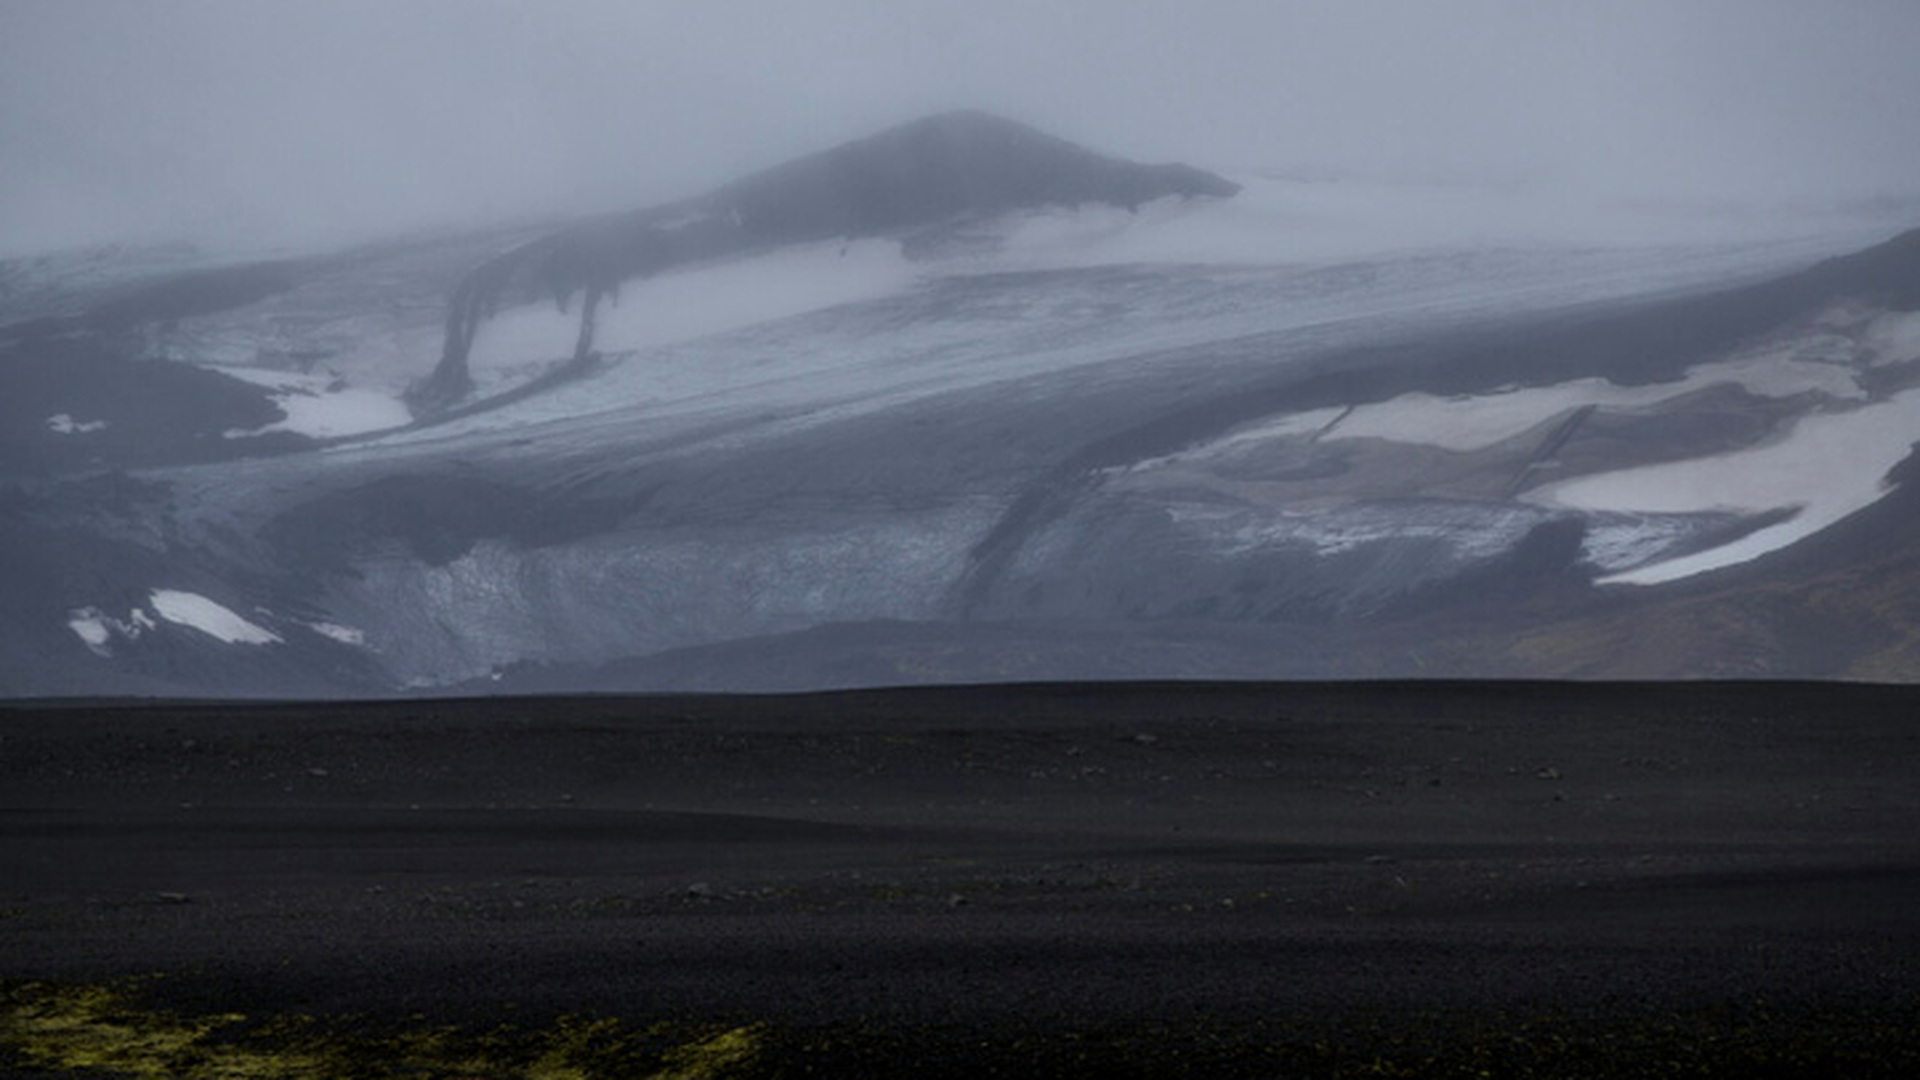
{"left": 4, "top": 0, "right": 1919, "bottom": 256}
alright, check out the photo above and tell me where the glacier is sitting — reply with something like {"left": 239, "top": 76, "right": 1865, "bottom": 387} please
{"left": 5, "top": 112, "right": 1920, "bottom": 694}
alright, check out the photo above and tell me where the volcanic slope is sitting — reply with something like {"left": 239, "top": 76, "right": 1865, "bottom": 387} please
{"left": 4, "top": 111, "right": 1919, "bottom": 694}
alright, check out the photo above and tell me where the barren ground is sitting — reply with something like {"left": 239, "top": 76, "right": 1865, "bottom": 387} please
{"left": 3, "top": 681, "right": 1917, "bottom": 1076}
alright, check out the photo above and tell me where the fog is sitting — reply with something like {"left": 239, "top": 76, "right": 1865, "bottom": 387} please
{"left": 4, "top": 0, "right": 1920, "bottom": 256}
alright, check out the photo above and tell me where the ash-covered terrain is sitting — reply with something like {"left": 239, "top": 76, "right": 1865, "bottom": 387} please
{"left": 5, "top": 111, "right": 1920, "bottom": 696}
{"left": 4, "top": 682, "right": 1918, "bottom": 1077}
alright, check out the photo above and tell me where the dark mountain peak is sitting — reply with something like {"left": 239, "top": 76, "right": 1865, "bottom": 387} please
{"left": 411, "top": 113, "right": 1239, "bottom": 412}
{"left": 711, "top": 110, "right": 1240, "bottom": 239}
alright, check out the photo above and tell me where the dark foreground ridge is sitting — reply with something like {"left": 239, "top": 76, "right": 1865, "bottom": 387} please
{"left": 4, "top": 680, "right": 1918, "bottom": 1077}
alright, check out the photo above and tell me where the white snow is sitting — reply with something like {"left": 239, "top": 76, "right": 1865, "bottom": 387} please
{"left": 220, "top": 369, "right": 413, "bottom": 439}
{"left": 1326, "top": 328, "right": 1872, "bottom": 453}
{"left": 1208, "top": 406, "right": 1352, "bottom": 451}
{"left": 365, "top": 237, "right": 1852, "bottom": 460}
{"left": 304, "top": 620, "right": 366, "bottom": 646}
{"left": 1532, "top": 388, "right": 1920, "bottom": 584}
{"left": 1116, "top": 407, "right": 1350, "bottom": 473}
{"left": 1329, "top": 383, "right": 1609, "bottom": 451}
{"left": 46, "top": 413, "right": 108, "bottom": 435}
{"left": 149, "top": 589, "right": 282, "bottom": 644}
{"left": 261, "top": 384, "right": 412, "bottom": 439}
{"left": 64, "top": 606, "right": 156, "bottom": 655}
{"left": 66, "top": 611, "right": 113, "bottom": 652}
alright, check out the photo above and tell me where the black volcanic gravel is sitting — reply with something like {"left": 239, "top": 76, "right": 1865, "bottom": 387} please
{"left": 3, "top": 681, "right": 1918, "bottom": 1076}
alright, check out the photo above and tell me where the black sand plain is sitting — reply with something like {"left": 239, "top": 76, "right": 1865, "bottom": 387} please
{"left": 4, "top": 680, "right": 1919, "bottom": 1077}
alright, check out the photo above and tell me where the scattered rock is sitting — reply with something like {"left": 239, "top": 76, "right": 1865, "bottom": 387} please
{"left": 156, "top": 892, "right": 190, "bottom": 904}
{"left": 686, "top": 882, "right": 713, "bottom": 899}
{"left": 1535, "top": 766, "right": 1563, "bottom": 781}
{"left": 946, "top": 893, "right": 969, "bottom": 909}
{"left": 308, "top": 767, "right": 330, "bottom": 778}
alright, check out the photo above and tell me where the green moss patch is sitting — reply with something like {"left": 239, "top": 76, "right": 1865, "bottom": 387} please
{"left": 6, "top": 979, "right": 1917, "bottom": 1078}
{"left": 0, "top": 980, "right": 763, "bottom": 1080}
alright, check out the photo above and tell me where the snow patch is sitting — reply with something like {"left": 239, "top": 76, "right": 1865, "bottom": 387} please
{"left": 1116, "top": 407, "right": 1349, "bottom": 473}
{"left": 64, "top": 606, "right": 155, "bottom": 656}
{"left": 304, "top": 620, "right": 366, "bottom": 646}
{"left": 1330, "top": 383, "right": 1615, "bottom": 451}
{"left": 46, "top": 413, "right": 108, "bottom": 435}
{"left": 1532, "top": 388, "right": 1920, "bottom": 584}
{"left": 66, "top": 611, "right": 113, "bottom": 653}
{"left": 220, "top": 369, "right": 413, "bottom": 439}
{"left": 1201, "top": 406, "right": 1351, "bottom": 454}
{"left": 149, "top": 589, "right": 282, "bottom": 644}
{"left": 261, "top": 384, "right": 412, "bottom": 439}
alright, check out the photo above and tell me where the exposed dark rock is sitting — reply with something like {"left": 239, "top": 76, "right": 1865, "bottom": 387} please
{"left": 0, "top": 336, "right": 296, "bottom": 478}
{"left": 261, "top": 474, "right": 639, "bottom": 572}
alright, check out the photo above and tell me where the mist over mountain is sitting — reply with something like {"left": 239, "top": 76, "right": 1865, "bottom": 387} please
{"left": 4, "top": 108, "right": 1920, "bottom": 696}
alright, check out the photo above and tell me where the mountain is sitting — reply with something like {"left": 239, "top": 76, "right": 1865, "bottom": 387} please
{"left": 3, "top": 113, "right": 1918, "bottom": 696}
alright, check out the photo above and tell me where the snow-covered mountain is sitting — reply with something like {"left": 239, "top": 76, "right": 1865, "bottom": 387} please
{"left": 5, "top": 112, "right": 1920, "bottom": 696}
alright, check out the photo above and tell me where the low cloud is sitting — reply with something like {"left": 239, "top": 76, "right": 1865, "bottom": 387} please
{"left": 4, "top": 0, "right": 1918, "bottom": 256}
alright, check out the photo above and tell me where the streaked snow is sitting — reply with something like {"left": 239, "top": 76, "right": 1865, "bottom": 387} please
{"left": 465, "top": 237, "right": 920, "bottom": 392}
{"left": 149, "top": 589, "right": 282, "bottom": 645}
{"left": 1577, "top": 514, "right": 1729, "bottom": 574}
{"left": 1194, "top": 406, "right": 1351, "bottom": 454}
{"left": 1119, "top": 406, "right": 1349, "bottom": 472}
{"left": 1533, "top": 388, "right": 1920, "bottom": 584}
{"left": 365, "top": 237, "right": 1869, "bottom": 458}
{"left": 126, "top": 176, "right": 1895, "bottom": 461}
{"left": 1328, "top": 332, "right": 1871, "bottom": 452}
